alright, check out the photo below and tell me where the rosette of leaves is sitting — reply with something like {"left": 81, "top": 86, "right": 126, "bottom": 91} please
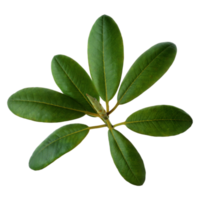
{"left": 7, "top": 15, "right": 193, "bottom": 186}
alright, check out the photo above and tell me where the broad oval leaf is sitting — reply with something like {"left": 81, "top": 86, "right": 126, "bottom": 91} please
{"left": 7, "top": 87, "right": 85, "bottom": 122}
{"left": 51, "top": 55, "right": 99, "bottom": 114}
{"left": 126, "top": 105, "right": 193, "bottom": 136}
{"left": 29, "top": 124, "right": 89, "bottom": 170}
{"left": 117, "top": 42, "right": 177, "bottom": 104}
{"left": 88, "top": 15, "right": 124, "bottom": 102}
{"left": 108, "top": 129, "right": 145, "bottom": 185}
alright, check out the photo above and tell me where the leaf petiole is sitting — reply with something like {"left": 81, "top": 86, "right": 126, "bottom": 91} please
{"left": 113, "top": 122, "right": 126, "bottom": 127}
{"left": 106, "top": 101, "right": 109, "bottom": 112}
{"left": 107, "top": 102, "right": 119, "bottom": 115}
{"left": 83, "top": 111, "right": 100, "bottom": 117}
{"left": 88, "top": 124, "right": 107, "bottom": 130}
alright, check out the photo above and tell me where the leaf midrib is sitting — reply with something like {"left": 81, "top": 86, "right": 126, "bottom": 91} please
{"left": 54, "top": 57, "right": 96, "bottom": 113}
{"left": 102, "top": 16, "right": 108, "bottom": 103}
{"left": 118, "top": 44, "right": 173, "bottom": 103}
{"left": 34, "top": 127, "right": 89, "bottom": 157}
{"left": 126, "top": 118, "right": 192, "bottom": 124}
{"left": 110, "top": 129, "right": 140, "bottom": 184}
{"left": 10, "top": 99, "right": 85, "bottom": 113}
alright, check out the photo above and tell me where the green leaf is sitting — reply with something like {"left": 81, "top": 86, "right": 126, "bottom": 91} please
{"left": 51, "top": 55, "right": 99, "bottom": 114}
{"left": 108, "top": 129, "right": 145, "bottom": 186}
{"left": 7, "top": 87, "right": 86, "bottom": 122}
{"left": 29, "top": 124, "right": 89, "bottom": 170}
{"left": 117, "top": 42, "right": 177, "bottom": 104}
{"left": 126, "top": 105, "right": 193, "bottom": 136}
{"left": 88, "top": 15, "right": 124, "bottom": 102}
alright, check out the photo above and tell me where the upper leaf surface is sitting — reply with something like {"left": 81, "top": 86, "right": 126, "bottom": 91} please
{"left": 8, "top": 87, "right": 85, "bottom": 122}
{"left": 126, "top": 105, "right": 193, "bottom": 136}
{"left": 108, "top": 129, "right": 145, "bottom": 185}
{"left": 117, "top": 42, "right": 177, "bottom": 104}
{"left": 88, "top": 15, "right": 124, "bottom": 101}
{"left": 51, "top": 55, "right": 99, "bottom": 114}
{"left": 29, "top": 124, "right": 89, "bottom": 170}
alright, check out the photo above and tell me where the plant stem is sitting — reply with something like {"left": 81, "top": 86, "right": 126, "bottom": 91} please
{"left": 107, "top": 102, "right": 119, "bottom": 115}
{"left": 113, "top": 121, "right": 126, "bottom": 127}
{"left": 84, "top": 111, "right": 100, "bottom": 117}
{"left": 89, "top": 124, "right": 107, "bottom": 130}
{"left": 98, "top": 117, "right": 106, "bottom": 124}
{"left": 105, "top": 119, "right": 113, "bottom": 130}
{"left": 105, "top": 101, "right": 110, "bottom": 112}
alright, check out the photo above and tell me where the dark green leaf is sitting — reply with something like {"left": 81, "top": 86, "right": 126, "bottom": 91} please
{"left": 7, "top": 87, "right": 85, "bottom": 122}
{"left": 51, "top": 55, "right": 99, "bottom": 114}
{"left": 117, "top": 42, "right": 177, "bottom": 104}
{"left": 29, "top": 124, "right": 89, "bottom": 170}
{"left": 108, "top": 129, "right": 145, "bottom": 185}
{"left": 126, "top": 105, "right": 193, "bottom": 136}
{"left": 88, "top": 15, "right": 124, "bottom": 102}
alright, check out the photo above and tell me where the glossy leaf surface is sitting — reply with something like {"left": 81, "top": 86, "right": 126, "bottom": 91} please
{"left": 52, "top": 55, "right": 99, "bottom": 114}
{"left": 29, "top": 124, "right": 89, "bottom": 170}
{"left": 126, "top": 105, "right": 193, "bottom": 136}
{"left": 8, "top": 87, "right": 85, "bottom": 122}
{"left": 88, "top": 15, "right": 124, "bottom": 102}
{"left": 118, "top": 42, "right": 177, "bottom": 104}
{"left": 108, "top": 129, "right": 145, "bottom": 185}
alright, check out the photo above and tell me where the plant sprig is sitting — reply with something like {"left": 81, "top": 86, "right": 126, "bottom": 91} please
{"left": 7, "top": 15, "right": 193, "bottom": 186}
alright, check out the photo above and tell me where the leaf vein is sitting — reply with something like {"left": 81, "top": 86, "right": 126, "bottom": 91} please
{"left": 54, "top": 57, "right": 95, "bottom": 113}
{"left": 118, "top": 44, "right": 173, "bottom": 103}
{"left": 35, "top": 127, "right": 89, "bottom": 156}
{"left": 110, "top": 129, "right": 140, "bottom": 184}
{"left": 126, "top": 119, "right": 192, "bottom": 124}
{"left": 102, "top": 16, "right": 108, "bottom": 104}
{"left": 10, "top": 99, "right": 85, "bottom": 113}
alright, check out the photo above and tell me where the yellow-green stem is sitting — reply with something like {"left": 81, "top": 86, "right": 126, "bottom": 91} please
{"left": 88, "top": 124, "right": 107, "bottom": 130}
{"left": 107, "top": 102, "right": 119, "bottom": 115}
{"left": 98, "top": 117, "right": 106, "bottom": 124}
{"left": 113, "top": 122, "right": 126, "bottom": 127}
{"left": 105, "top": 119, "right": 113, "bottom": 130}
{"left": 106, "top": 101, "right": 109, "bottom": 112}
{"left": 84, "top": 111, "right": 100, "bottom": 117}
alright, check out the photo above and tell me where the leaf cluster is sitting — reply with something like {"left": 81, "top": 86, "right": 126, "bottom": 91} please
{"left": 7, "top": 15, "right": 193, "bottom": 186}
